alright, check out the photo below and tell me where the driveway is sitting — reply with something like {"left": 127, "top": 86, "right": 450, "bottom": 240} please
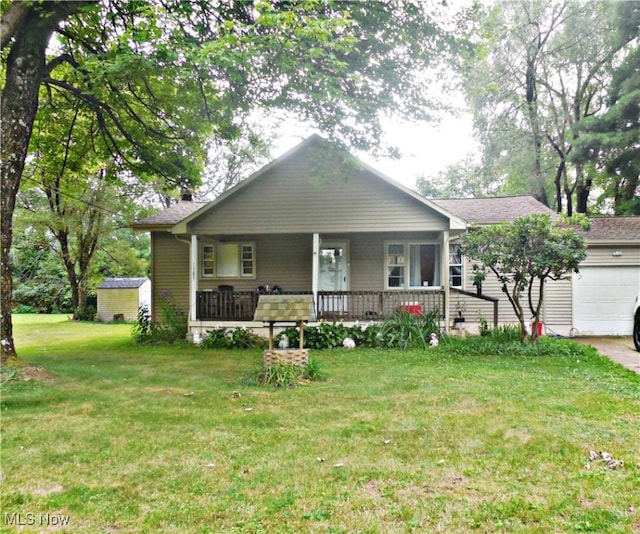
{"left": 576, "top": 336, "right": 640, "bottom": 374}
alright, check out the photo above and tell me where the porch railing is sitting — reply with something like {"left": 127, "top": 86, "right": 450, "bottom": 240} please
{"left": 195, "top": 289, "right": 445, "bottom": 322}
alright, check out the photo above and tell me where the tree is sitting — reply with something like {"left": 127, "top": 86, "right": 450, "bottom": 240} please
{"left": 1, "top": 0, "right": 463, "bottom": 364}
{"left": 462, "top": 0, "right": 633, "bottom": 214}
{"left": 416, "top": 156, "right": 498, "bottom": 199}
{"left": 460, "top": 214, "right": 587, "bottom": 343}
{"left": 20, "top": 81, "right": 153, "bottom": 320}
{"left": 197, "top": 125, "right": 273, "bottom": 201}
{"left": 570, "top": 3, "right": 640, "bottom": 215}
{"left": 1, "top": 1, "right": 89, "bottom": 365}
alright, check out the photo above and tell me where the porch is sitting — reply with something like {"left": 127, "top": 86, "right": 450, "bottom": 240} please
{"left": 195, "top": 289, "right": 446, "bottom": 322}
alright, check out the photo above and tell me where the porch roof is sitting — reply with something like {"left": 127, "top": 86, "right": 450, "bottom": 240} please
{"left": 132, "top": 201, "right": 205, "bottom": 231}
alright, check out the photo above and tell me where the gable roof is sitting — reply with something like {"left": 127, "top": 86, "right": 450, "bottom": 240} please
{"left": 98, "top": 277, "right": 149, "bottom": 290}
{"left": 131, "top": 137, "right": 563, "bottom": 234}
{"left": 172, "top": 134, "right": 467, "bottom": 233}
{"left": 579, "top": 216, "right": 640, "bottom": 244}
{"left": 431, "top": 195, "right": 557, "bottom": 225}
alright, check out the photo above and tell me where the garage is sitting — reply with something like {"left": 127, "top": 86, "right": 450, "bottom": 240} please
{"left": 573, "top": 266, "right": 640, "bottom": 336}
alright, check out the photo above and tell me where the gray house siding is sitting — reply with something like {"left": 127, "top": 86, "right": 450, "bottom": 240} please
{"left": 450, "top": 256, "right": 574, "bottom": 330}
{"left": 152, "top": 232, "right": 190, "bottom": 321}
{"left": 187, "top": 149, "right": 449, "bottom": 236}
{"left": 581, "top": 244, "right": 640, "bottom": 266}
{"left": 192, "top": 232, "right": 446, "bottom": 294}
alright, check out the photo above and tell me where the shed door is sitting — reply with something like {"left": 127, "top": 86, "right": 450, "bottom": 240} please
{"left": 573, "top": 266, "right": 640, "bottom": 335}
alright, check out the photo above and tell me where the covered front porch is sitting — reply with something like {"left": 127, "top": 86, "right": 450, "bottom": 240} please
{"left": 186, "top": 231, "right": 457, "bottom": 328}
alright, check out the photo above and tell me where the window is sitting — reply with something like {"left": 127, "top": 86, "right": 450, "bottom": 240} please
{"left": 449, "top": 244, "right": 463, "bottom": 287}
{"left": 202, "top": 245, "right": 215, "bottom": 277}
{"left": 387, "top": 244, "right": 405, "bottom": 287}
{"left": 201, "top": 242, "right": 255, "bottom": 279}
{"left": 386, "top": 242, "right": 440, "bottom": 289}
{"left": 241, "top": 244, "right": 255, "bottom": 276}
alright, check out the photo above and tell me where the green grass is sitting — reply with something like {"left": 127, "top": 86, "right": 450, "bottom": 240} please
{"left": 2, "top": 315, "right": 639, "bottom": 533}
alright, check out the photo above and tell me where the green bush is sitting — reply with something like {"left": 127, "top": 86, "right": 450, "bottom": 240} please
{"left": 200, "top": 327, "right": 267, "bottom": 349}
{"left": 131, "top": 305, "right": 153, "bottom": 343}
{"left": 440, "top": 330, "right": 589, "bottom": 358}
{"left": 379, "top": 309, "right": 441, "bottom": 350}
{"left": 131, "top": 293, "right": 188, "bottom": 344}
{"left": 280, "top": 320, "right": 383, "bottom": 350}
{"left": 247, "top": 358, "right": 327, "bottom": 388}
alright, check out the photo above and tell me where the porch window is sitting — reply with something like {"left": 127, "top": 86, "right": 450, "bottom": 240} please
{"left": 386, "top": 242, "right": 441, "bottom": 289}
{"left": 240, "top": 244, "right": 255, "bottom": 276}
{"left": 201, "top": 242, "right": 255, "bottom": 279}
{"left": 202, "top": 245, "right": 215, "bottom": 277}
{"left": 386, "top": 244, "right": 405, "bottom": 287}
{"left": 449, "top": 244, "right": 463, "bottom": 288}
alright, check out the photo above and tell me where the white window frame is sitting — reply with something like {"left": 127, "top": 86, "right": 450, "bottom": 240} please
{"left": 385, "top": 241, "right": 442, "bottom": 290}
{"left": 200, "top": 241, "right": 256, "bottom": 280}
{"left": 448, "top": 243, "right": 463, "bottom": 288}
{"left": 201, "top": 244, "right": 215, "bottom": 278}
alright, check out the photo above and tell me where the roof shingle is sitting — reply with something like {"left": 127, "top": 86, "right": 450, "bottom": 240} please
{"left": 431, "top": 195, "right": 557, "bottom": 225}
{"left": 132, "top": 201, "right": 205, "bottom": 228}
{"left": 579, "top": 216, "right": 640, "bottom": 241}
{"left": 98, "top": 278, "right": 149, "bottom": 289}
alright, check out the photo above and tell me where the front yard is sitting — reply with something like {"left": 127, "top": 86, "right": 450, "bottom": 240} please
{"left": 2, "top": 315, "right": 639, "bottom": 533}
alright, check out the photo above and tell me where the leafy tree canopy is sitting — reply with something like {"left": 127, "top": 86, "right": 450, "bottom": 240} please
{"left": 570, "top": 2, "right": 640, "bottom": 215}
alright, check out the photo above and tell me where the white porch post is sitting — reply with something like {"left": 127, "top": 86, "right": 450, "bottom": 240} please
{"left": 441, "top": 230, "right": 450, "bottom": 332}
{"left": 190, "top": 235, "right": 198, "bottom": 322}
{"left": 312, "top": 233, "right": 320, "bottom": 307}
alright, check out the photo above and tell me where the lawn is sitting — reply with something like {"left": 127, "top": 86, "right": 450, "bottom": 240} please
{"left": 1, "top": 315, "right": 639, "bottom": 533}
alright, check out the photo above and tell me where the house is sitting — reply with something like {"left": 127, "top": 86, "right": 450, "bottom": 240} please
{"left": 132, "top": 135, "right": 639, "bottom": 338}
{"left": 97, "top": 277, "right": 151, "bottom": 322}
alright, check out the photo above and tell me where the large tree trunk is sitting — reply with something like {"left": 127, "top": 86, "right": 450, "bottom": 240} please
{"left": 0, "top": 3, "right": 86, "bottom": 365}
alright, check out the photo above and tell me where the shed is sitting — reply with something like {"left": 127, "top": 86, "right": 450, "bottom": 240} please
{"left": 97, "top": 278, "right": 151, "bottom": 322}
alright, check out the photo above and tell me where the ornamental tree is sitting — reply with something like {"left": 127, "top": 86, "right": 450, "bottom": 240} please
{"left": 460, "top": 214, "right": 587, "bottom": 343}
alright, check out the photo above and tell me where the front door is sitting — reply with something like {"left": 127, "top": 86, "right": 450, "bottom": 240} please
{"left": 318, "top": 240, "right": 349, "bottom": 314}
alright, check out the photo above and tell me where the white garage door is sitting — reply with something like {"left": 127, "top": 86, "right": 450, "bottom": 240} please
{"left": 573, "top": 266, "right": 640, "bottom": 335}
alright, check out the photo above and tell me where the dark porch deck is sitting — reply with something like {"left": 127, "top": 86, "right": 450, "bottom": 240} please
{"left": 196, "top": 290, "right": 446, "bottom": 322}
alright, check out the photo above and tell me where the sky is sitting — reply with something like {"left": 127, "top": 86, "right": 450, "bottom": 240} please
{"left": 271, "top": 110, "right": 480, "bottom": 191}
{"left": 359, "top": 114, "right": 480, "bottom": 189}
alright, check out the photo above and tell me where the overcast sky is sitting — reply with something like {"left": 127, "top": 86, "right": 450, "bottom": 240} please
{"left": 271, "top": 111, "right": 480, "bottom": 191}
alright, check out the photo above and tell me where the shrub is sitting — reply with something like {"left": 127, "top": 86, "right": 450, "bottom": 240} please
{"left": 200, "top": 327, "right": 267, "bottom": 350}
{"left": 440, "top": 330, "right": 589, "bottom": 358}
{"left": 131, "top": 293, "right": 188, "bottom": 344}
{"left": 280, "top": 320, "right": 383, "bottom": 350}
{"left": 247, "top": 358, "right": 327, "bottom": 388}
{"left": 131, "top": 305, "right": 153, "bottom": 343}
{"left": 379, "top": 309, "right": 441, "bottom": 350}
{"left": 156, "top": 293, "right": 188, "bottom": 342}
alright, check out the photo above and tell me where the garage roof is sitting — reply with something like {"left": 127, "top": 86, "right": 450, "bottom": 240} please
{"left": 580, "top": 216, "right": 640, "bottom": 242}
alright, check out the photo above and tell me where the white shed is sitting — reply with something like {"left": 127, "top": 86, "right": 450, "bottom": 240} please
{"left": 97, "top": 278, "right": 151, "bottom": 322}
